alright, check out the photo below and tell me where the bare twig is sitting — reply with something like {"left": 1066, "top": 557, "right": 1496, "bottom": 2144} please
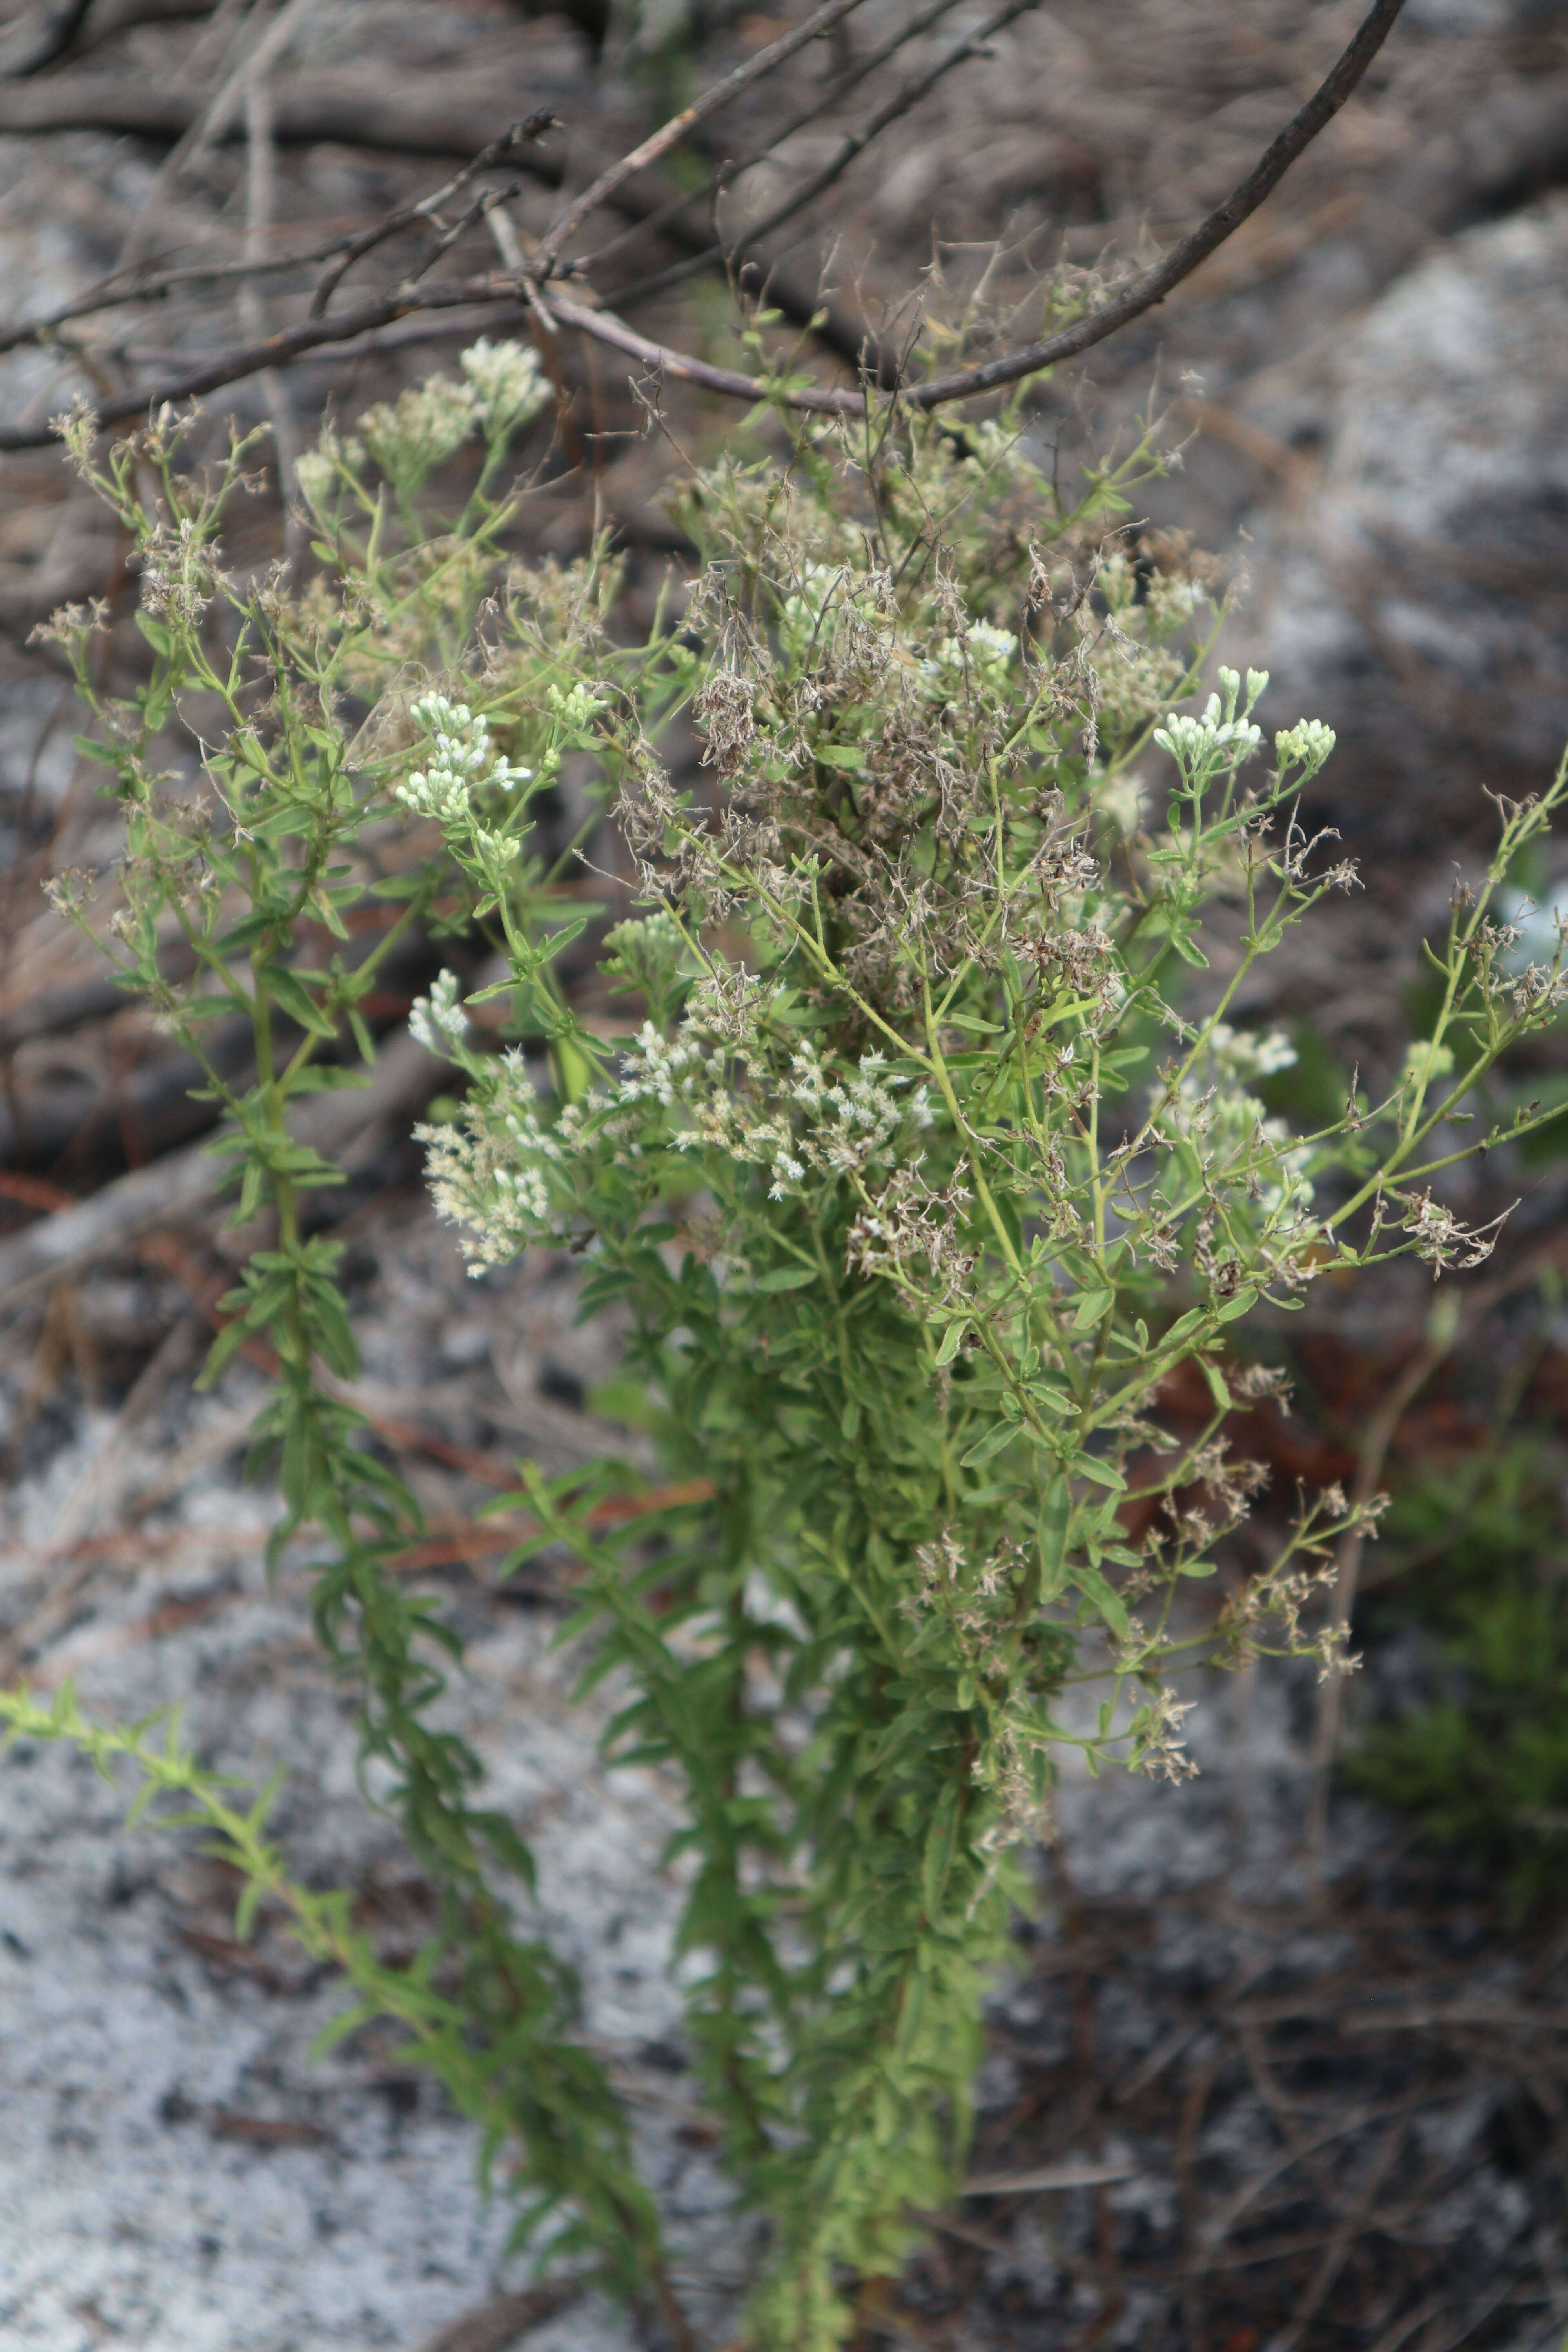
{"left": 0, "top": 1026, "right": 446, "bottom": 1306}
{"left": 411, "top": 2279, "right": 594, "bottom": 2352}
{"left": 532, "top": 0, "right": 874, "bottom": 276}
{"left": 0, "top": 0, "right": 96, "bottom": 78}
{"left": 0, "top": 82, "right": 877, "bottom": 375}
{"left": 241, "top": 67, "right": 300, "bottom": 536}
{"left": 904, "top": 0, "right": 1409, "bottom": 409}
{"left": 573, "top": 0, "right": 977, "bottom": 283}
{"left": 119, "top": 0, "right": 325, "bottom": 269}
{"left": 309, "top": 113, "right": 557, "bottom": 319}
{"left": 0, "top": 234, "right": 365, "bottom": 360}
{"left": 0, "top": 272, "right": 508, "bottom": 448}
{"left": 0, "top": 0, "right": 1408, "bottom": 449}
{"left": 962, "top": 2160, "right": 1136, "bottom": 2196}
{"left": 610, "top": 0, "right": 1039, "bottom": 316}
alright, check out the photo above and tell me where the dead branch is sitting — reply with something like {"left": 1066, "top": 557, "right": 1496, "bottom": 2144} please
{"left": 568, "top": 0, "right": 1410, "bottom": 412}
{"left": 0, "top": 69, "right": 561, "bottom": 155}
{"left": 309, "top": 112, "right": 558, "bottom": 319}
{"left": 0, "top": 0, "right": 1412, "bottom": 450}
{"left": 0, "top": 0, "right": 211, "bottom": 75}
{"left": 574, "top": 0, "right": 977, "bottom": 283}
{"left": 0, "top": 73, "right": 880, "bottom": 383}
{"left": 606, "top": 0, "right": 1038, "bottom": 314}
{"left": 533, "top": 0, "right": 874, "bottom": 275}
{"left": 0, "top": 0, "right": 94, "bottom": 76}
{"left": 0, "top": 1025, "right": 447, "bottom": 1307}
{"left": 907, "top": 0, "right": 1410, "bottom": 408}
{"left": 411, "top": 2279, "right": 593, "bottom": 2352}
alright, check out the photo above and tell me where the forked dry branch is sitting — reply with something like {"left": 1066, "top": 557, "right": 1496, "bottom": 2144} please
{"left": 0, "top": 0, "right": 1407, "bottom": 448}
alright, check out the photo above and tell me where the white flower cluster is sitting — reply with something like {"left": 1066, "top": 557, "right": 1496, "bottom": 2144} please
{"left": 782, "top": 1042, "right": 933, "bottom": 1184}
{"left": 294, "top": 344, "right": 546, "bottom": 510}
{"left": 1401, "top": 1038, "right": 1454, "bottom": 1089}
{"left": 359, "top": 377, "right": 479, "bottom": 484}
{"left": 393, "top": 695, "right": 531, "bottom": 843}
{"left": 413, "top": 960, "right": 938, "bottom": 1271}
{"left": 612, "top": 1014, "right": 931, "bottom": 1202}
{"left": 959, "top": 418, "right": 1045, "bottom": 481}
{"left": 292, "top": 423, "right": 350, "bottom": 515}
{"left": 1143, "top": 570, "right": 1205, "bottom": 632}
{"left": 617, "top": 1021, "right": 706, "bottom": 1111}
{"left": 778, "top": 561, "right": 855, "bottom": 661}
{"left": 1205, "top": 1020, "right": 1297, "bottom": 1082}
{"left": 1091, "top": 768, "right": 1146, "bottom": 840}
{"left": 1274, "top": 718, "right": 1337, "bottom": 773}
{"left": 459, "top": 338, "right": 549, "bottom": 441}
{"left": 1163, "top": 1020, "right": 1312, "bottom": 1214}
{"left": 419, "top": 1049, "right": 559, "bottom": 1270}
{"left": 548, "top": 678, "right": 608, "bottom": 734}
{"left": 292, "top": 448, "right": 335, "bottom": 513}
{"left": 1154, "top": 666, "right": 1269, "bottom": 776}
{"left": 921, "top": 622, "right": 1017, "bottom": 702}
{"left": 409, "top": 968, "right": 469, "bottom": 1055}
{"left": 141, "top": 516, "right": 218, "bottom": 628}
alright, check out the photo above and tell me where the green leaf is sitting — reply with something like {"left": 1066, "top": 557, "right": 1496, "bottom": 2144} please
{"left": 261, "top": 963, "right": 338, "bottom": 1039}
{"left": 234, "top": 1877, "right": 267, "bottom": 1941}
{"left": 1038, "top": 1475, "right": 1070, "bottom": 1599}
{"left": 934, "top": 1320, "right": 967, "bottom": 1367}
{"left": 307, "top": 1285, "right": 359, "bottom": 1381}
{"left": 921, "top": 1781, "right": 961, "bottom": 1919}
{"left": 753, "top": 1265, "right": 818, "bottom": 1292}
{"left": 815, "top": 743, "right": 866, "bottom": 771}
{"left": 1073, "top": 1563, "right": 1129, "bottom": 1643}
{"left": 1214, "top": 1287, "right": 1258, "bottom": 1325}
{"left": 308, "top": 2002, "right": 377, "bottom": 2064}
{"left": 196, "top": 1319, "right": 251, "bottom": 1390}
{"left": 287, "top": 1065, "right": 371, "bottom": 1094}
{"left": 960, "top": 1420, "right": 1016, "bottom": 1470}
{"left": 71, "top": 733, "right": 123, "bottom": 769}
{"left": 895, "top": 1963, "right": 929, "bottom": 2059}
{"left": 1073, "top": 1286, "right": 1114, "bottom": 1331}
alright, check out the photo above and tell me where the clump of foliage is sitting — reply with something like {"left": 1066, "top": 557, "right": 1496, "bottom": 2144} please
{"left": 7, "top": 344, "right": 1568, "bottom": 2350}
{"left": 1348, "top": 1435, "right": 1568, "bottom": 1913}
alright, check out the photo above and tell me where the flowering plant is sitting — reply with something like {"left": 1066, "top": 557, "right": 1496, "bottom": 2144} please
{"left": 410, "top": 405, "right": 1568, "bottom": 2341}
{"left": 8, "top": 358, "right": 1568, "bottom": 2352}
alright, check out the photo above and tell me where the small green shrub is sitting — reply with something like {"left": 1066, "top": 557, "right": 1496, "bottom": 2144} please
{"left": 1348, "top": 1437, "right": 1568, "bottom": 1912}
{"left": 8, "top": 348, "right": 1568, "bottom": 2349}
